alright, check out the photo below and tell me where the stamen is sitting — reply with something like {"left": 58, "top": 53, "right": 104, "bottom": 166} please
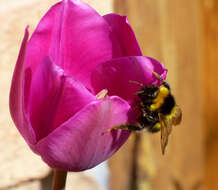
{"left": 96, "top": 89, "right": 108, "bottom": 99}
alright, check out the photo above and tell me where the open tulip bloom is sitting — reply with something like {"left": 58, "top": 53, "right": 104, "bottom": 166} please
{"left": 10, "top": 0, "right": 167, "bottom": 172}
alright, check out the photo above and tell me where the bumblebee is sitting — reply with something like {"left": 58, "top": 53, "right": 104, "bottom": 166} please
{"left": 108, "top": 68, "right": 182, "bottom": 155}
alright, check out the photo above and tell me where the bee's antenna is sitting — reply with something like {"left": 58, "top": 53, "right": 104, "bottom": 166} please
{"left": 144, "top": 65, "right": 165, "bottom": 83}
{"left": 129, "top": 80, "right": 144, "bottom": 87}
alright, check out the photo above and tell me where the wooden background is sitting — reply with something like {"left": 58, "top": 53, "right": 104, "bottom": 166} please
{"left": 109, "top": 0, "right": 218, "bottom": 190}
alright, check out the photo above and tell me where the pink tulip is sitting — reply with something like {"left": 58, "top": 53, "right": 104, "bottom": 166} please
{"left": 9, "top": 0, "right": 167, "bottom": 171}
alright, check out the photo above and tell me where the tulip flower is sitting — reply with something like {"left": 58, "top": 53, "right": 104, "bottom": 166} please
{"left": 9, "top": 0, "right": 167, "bottom": 172}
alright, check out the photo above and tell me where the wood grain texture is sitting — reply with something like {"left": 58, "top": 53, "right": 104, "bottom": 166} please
{"left": 109, "top": 134, "right": 135, "bottom": 190}
{"left": 201, "top": 0, "right": 218, "bottom": 189}
{"left": 109, "top": 0, "right": 204, "bottom": 189}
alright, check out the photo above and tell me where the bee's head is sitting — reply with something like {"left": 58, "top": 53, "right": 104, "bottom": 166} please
{"left": 137, "top": 85, "right": 159, "bottom": 99}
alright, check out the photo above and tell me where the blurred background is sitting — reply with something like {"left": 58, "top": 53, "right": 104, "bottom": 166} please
{"left": 0, "top": 0, "right": 217, "bottom": 189}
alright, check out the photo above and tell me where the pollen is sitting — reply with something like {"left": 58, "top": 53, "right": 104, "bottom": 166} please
{"left": 155, "top": 122, "right": 161, "bottom": 128}
{"left": 96, "top": 89, "right": 108, "bottom": 99}
{"left": 159, "top": 86, "right": 169, "bottom": 96}
{"left": 150, "top": 86, "right": 169, "bottom": 111}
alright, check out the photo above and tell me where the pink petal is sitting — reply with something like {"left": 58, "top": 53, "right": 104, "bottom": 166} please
{"left": 31, "top": 96, "right": 131, "bottom": 171}
{"left": 104, "top": 14, "right": 142, "bottom": 56}
{"left": 25, "top": 0, "right": 114, "bottom": 89}
{"left": 28, "top": 56, "right": 96, "bottom": 141}
{"left": 9, "top": 27, "right": 36, "bottom": 144}
{"left": 91, "top": 56, "right": 167, "bottom": 101}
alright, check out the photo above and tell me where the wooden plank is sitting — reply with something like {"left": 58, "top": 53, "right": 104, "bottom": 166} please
{"left": 201, "top": 1, "right": 218, "bottom": 189}
{"left": 153, "top": 1, "right": 203, "bottom": 189}
{"left": 109, "top": 0, "right": 204, "bottom": 189}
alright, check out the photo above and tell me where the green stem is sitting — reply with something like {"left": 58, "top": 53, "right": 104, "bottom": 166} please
{"left": 52, "top": 169, "right": 67, "bottom": 190}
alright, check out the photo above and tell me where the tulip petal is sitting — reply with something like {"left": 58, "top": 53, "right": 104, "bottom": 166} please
{"left": 32, "top": 96, "right": 131, "bottom": 171}
{"left": 28, "top": 56, "right": 96, "bottom": 141}
{"left": 9, "top": 28, "right": 36, "bottom": 144}
{"left": 26, "top": 0, "right": 115, "bottom": 89}
{"left": 91, "top": 56, "right": 167, "bottom": 101}
{"left": 104, "top": 14, "right": 142, "bottom": 56}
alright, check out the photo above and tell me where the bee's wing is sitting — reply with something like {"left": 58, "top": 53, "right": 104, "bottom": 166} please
{"left": 159, "top": 113, "right": 173, "bottom": 155}
{"left": 159, "top": 105, "right": 182, "bottom": 155}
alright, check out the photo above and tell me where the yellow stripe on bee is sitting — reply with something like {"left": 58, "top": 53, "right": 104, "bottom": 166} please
{"left": 150, "top": 86, "right": 169, "bottom": 111}
{"left": 165, "top": 105, "right": 182, "bottom": 126}
{"left": 166, "top": 106, "right": 176, "bottom": 119}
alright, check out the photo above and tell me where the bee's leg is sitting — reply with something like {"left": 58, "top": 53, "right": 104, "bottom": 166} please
{"left": 148, "top": 122, "right": 161, "bottom": 133}
{"left": 138, "top": 101, "right": 145, "bottom": 108}
{"left": 103, "top": 123, "right": 143, "bottom": 134}
{"left": 135, "top": 90, "right": 145, "bottom": 96}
